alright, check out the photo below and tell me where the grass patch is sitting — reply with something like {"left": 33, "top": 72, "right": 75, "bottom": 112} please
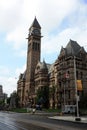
{"left": 44, "top": 108, "right": 61, "bottom": 113}
{"left": 10, "top": 108, "right": 61, "bottom": 113}
{"left": 10, "top": 108, "right": 27, "bottom": 113}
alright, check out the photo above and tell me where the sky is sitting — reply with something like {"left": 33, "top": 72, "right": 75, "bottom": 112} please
{"left": 0, "top": 0, "right": 87, "bottom": 97}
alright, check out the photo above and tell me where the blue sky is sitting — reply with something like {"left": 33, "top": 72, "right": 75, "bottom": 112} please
{"left": 0, "top": 0, "right": 87, "bottom": 96}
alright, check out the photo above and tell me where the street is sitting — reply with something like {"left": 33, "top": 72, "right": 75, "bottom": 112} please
{"left": 0, "top": 111, "right": 87, "bottom": 130}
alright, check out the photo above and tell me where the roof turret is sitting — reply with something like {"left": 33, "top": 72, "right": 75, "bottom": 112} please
{"left": 40, "top": 60, "right": 48, "bottom": 70}
{"left": 65, "top": 39, "right": 81, "bottom": 56}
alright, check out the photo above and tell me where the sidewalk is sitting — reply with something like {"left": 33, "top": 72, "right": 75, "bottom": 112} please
{"left": 49, "top": 115, "right": 87, "bottom": 123}
{"left": 33, "top": 110, "right": 87, "bottom": 124}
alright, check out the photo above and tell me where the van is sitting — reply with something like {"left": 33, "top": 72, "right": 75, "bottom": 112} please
{"left": 62, "top": 105, "right": 76, "bottom": 114}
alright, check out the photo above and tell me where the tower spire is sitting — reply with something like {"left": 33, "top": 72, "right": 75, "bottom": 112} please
{"left": 30, "top": 17, "right": 41, "bottom": 29}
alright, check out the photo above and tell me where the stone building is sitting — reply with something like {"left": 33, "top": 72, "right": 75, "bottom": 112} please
{"left": 55, "top": 40, "right": 87, "bottom": 108}
{"left": 35, "top": 61, "right": 50, "bottom": 94}
{"left": 17, "top": 18, "right": 87, "bottom": 108}
{"left": 17, "top": 72, "right": 26, "bottom": 106}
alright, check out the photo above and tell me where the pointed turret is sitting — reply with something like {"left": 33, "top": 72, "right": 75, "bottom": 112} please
{"left": 40, "top": 60, "right": 48, "bottom": 70}
{"left": 65, "top": 39, "right": 81, "bottom": 56}
{"left": 29, "top": 17, "right": 41, "bottom": 36}
{"left": 30, "top": 17, "right": 41, "bottom": 29}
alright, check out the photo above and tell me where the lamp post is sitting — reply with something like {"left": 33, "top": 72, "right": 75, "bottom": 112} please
{"left": 63, "top": 72, "right": 69, "bottom": 111}
{"left": 74, "top": 56, "right": 81, "bottom": 121}
{"left": 64, "top": 82, "right": 65, "bottom": 110}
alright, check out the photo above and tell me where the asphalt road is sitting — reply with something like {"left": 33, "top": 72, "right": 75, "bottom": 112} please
{"left": 0, "top": 111, "right": 87, "bottom": 130}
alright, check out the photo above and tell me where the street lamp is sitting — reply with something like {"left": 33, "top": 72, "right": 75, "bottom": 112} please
{"left": 64, "top": 81, "right": 65, "bottom": 110}
{"left": 63, "top": 72, "right": 69, "bottom": 111}
{"left": 74, "top": 56, "right": 81, "bottom": 121}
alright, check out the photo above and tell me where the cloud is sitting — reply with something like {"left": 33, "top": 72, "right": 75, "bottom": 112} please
{"left": 2, "top": 0, "right": 87, "bottom": 53}
{"left": 0, "top": 64, "right": 26, "bottom": 97}
{"left": 0, "top": 0, "right": 24, "bottom": 32}
{"left": 41, "top": 25, "right": 87, "bottom": 63}
{"left": 1, "top": 0, "right": 79, "bottom": 50}
{"left": 0, "top": 76, "right": 17, "bottom": 97}
{"left": 15, "top": 64, "right": 26, "bottom": 76}
{"left": 0, "top": 66, "right": 10, "bottom": 76}
{"left": 6, "top": 27, "right": 26, "bottom": 50}
{"left": 39, "top": 0, "right": 78, "bottom": 32}
{"left": 6, "top": 0, "right": 87, "bottom": 56}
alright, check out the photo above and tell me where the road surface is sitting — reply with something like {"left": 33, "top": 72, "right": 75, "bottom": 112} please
{"left": 0, "top": 111, "right": 87, "bottom": 130}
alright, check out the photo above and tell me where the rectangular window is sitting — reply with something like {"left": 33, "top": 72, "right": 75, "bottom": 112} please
{"left": 76, "top": 71, "right": 78, "bottom": 79}
{"left": 37, "top": 43, "right": 40, "bottom": 51}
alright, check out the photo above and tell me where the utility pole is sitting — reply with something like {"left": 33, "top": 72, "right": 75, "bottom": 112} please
{"left": 74, "top": 56, "right": 81, "bottom": 121}
{"left": 64, "top": 82, "right": 65, "bottom": 110}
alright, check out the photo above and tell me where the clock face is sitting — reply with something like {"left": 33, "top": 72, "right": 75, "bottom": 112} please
{"left": 34, "top": 29, "right": 40, "bottom": 35}
{"left": 29, "top": 28, "right": 40, "bottom": 35}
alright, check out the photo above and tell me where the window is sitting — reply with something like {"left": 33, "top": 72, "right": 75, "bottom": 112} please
{"left": 59, "top": 82, "right": 61, "bottom": 88}
{"left": 80, "top": 72, "right": 83, "bottom": 79}
{"left": 33, "top": 42, "right": 36, "bottom": 50}
{"left": 33, "top": 42, "right": 40, "bottom": 51}
{"left": 76, "top": 71, "right": 78, "bottom": 79}
{"left": 68, "top": 90, "right": 70, "bottom": 99}
{"left": 37, "top": 43, "right": 40, "bottom": 51}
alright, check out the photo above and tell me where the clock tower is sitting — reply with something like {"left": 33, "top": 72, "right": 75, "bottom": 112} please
{"left": 25, "top": 17, "right": 41, "bottom": 102}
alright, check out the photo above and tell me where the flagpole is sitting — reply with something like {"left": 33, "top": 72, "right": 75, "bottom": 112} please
{"left": 74, "top": 56, "right": 81, "bottom": 121}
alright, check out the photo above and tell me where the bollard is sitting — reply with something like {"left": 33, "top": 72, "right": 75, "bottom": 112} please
{"left": 32, "top": 108, "right": 36, "bottom": 114}
{"left": 60, "top": 112, "right": 62, "bottom": 116}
